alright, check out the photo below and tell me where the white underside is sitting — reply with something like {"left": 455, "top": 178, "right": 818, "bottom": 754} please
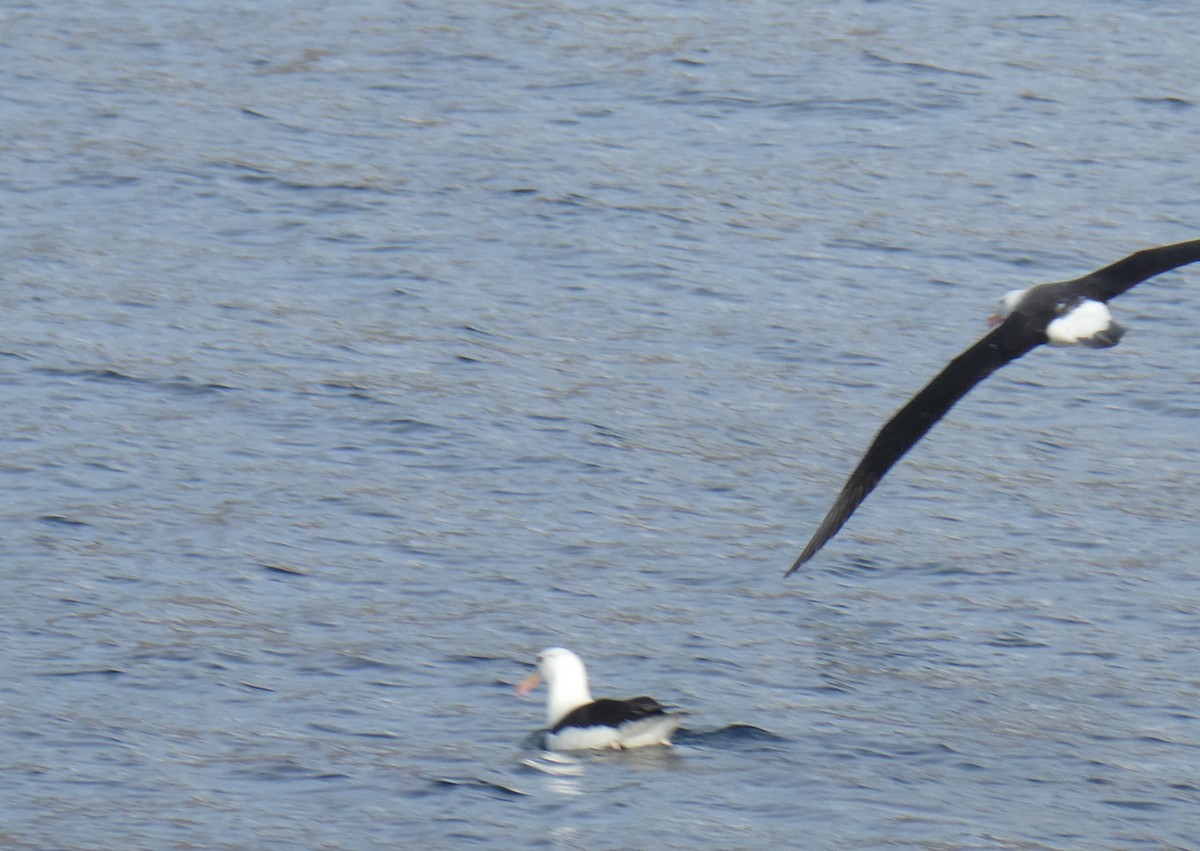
{"left": 545, "top": 714, "right": 684, "bottom": 751}
{"left": 1046, "top": 299, "right": 1113, "bottom": 346}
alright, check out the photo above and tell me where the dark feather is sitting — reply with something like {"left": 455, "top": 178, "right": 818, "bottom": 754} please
{"left": 787, "top": 322, "right": 1041, "bottom": 574}
{"left": 787, "top": 239, "right": 1200, "bottom": 574}
{"left": 550, "top": 697, "right": 668, "bottom": 732}
{"left": 1070, "top": 238, "right": 1200, "bottom": 303}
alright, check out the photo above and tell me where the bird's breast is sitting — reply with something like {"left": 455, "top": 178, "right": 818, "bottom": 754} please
{"left": 1045, "top": 299, "right": 1119, "bottom": 347}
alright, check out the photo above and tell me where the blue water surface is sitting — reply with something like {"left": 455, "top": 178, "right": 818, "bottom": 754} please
{"left": 2, "top": 1, "right": 1199, "bottom": 847}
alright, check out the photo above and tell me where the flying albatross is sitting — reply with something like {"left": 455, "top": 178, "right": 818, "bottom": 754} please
{"left": 516, "top": 647, "right": 686, "bottom": 750}
{"left": 788, "top": 238, "right": 1200, "bottom": 575}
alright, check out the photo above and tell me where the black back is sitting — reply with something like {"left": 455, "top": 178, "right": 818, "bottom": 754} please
{"left": 551, "top": 697, "right": 668, "bottom": 732}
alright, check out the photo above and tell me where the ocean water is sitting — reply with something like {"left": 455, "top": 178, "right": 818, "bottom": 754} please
{"left": 2, "top": 1, "right": 1199, "bottom": 847}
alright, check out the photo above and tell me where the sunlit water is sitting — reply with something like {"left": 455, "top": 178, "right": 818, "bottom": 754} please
{"left": 3, "top": 1, "right": 1199, "bottom": 847}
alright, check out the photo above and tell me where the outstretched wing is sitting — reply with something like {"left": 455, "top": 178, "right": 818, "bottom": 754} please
{"left": 1070, "top": 238, "right": 1200, "bottom": 303}
{"left": 787, "top": 320, "right": 1043, "bottom": 575}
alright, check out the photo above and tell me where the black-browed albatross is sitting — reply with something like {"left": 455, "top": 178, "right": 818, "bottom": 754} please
{"left": 788, "top": 238, "right": 1200, "bottom": 575}
{"left": 516, "top": 647, "right": 686, "bottom": 750}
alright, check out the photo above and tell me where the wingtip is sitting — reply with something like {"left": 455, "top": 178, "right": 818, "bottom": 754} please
{"left": 785, "top": 533, "right": 827, "bottom": 576}
{"left": 783, "top": 551, "right": 810, "bottom": 578}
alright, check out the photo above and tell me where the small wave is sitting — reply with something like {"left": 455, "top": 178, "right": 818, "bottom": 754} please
{"left": 368, "top": 416, "right": 442, "bottom": 435}
{"left": 229, "top": 760, "right": 350, "bottom": 783}
{"left": 40, "top": 514, "right": 91, "bottom": 527}
{"left": 33, "top": 366, "right": 236, "bottom": 396}
{"left": 674, "top": 723, "right": 788, "bottom": 749}
{"left": 258, "top": 562, "right": 310, "bottom": 577}
{"left": 44, "top": 668, "right": 124, "bottom": 677}
{"left": 1133, "top": 96, "right": 1193, "bottom": 109}
{"left": 1101, "top": 798, "right": 1163, "bottom": 812}
{"left": 984, "top": 631, "right": 1049, "bottom": 648}
{"left": 317, "top": 381, "right": 383, "bottom": 403}
{"left": 334, "top": 653, "right": 406, "bottom": 672}
{"left": 520, "top": 751, "right": 585, "bottom": 777}
{"left": 306, "top": 723, "right": 401, "bottom": 740}
{"left": 430, "top": 775, "right": 529, "bottom": 798}
{"left": 161, "top": 376, "right": 236, "bottom": 395}
{"left": 37, "top": 366, "right": 138, "bottom": 384}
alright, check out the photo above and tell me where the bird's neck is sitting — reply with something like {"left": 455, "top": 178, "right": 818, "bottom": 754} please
{"left": 547, "top": 677, "right": 592, "bottom": 726}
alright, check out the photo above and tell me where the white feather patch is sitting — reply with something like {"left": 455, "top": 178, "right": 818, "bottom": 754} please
{"left": 1046, "top": 299, "right": 1113, "bottom": 346}
{"left": 545, "top": 714, "right": 685, "bottom": 751}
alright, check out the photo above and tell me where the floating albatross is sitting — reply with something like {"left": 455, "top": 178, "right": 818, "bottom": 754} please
{"left": 517, "top": 647, "right": 685, "bottom": 750}
{"left": 788, "top": 238, "right": 1200, "bottom": 575}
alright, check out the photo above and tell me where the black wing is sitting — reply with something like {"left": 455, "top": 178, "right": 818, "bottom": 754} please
{"left": 1070, "top": 238, "right": 1200, "bottom": 303}
{"left": 786, "top": 319, "right": 1044, "bottom": 575}
{"left": 551, "top": 697, "right": 668, "bottom": 732}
